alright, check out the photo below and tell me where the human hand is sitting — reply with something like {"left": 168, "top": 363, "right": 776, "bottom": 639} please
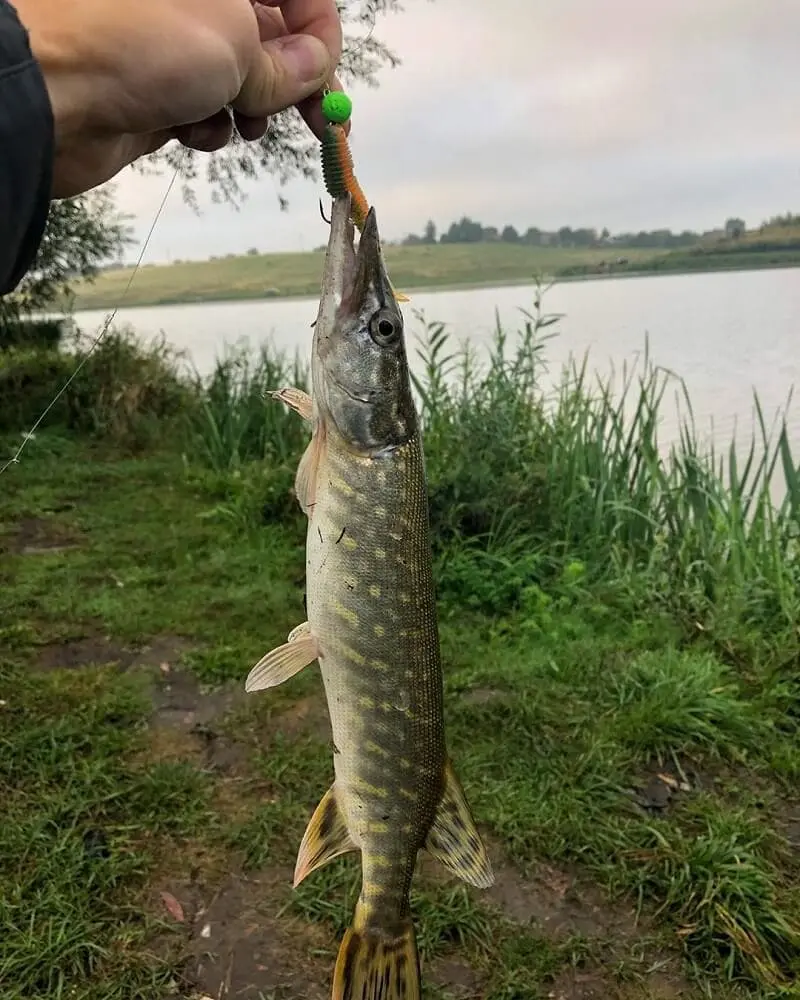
{"left": 13, "top": 0, "right": 343, "bottom": 198}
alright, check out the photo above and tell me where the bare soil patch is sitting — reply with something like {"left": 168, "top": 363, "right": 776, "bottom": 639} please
{"left": 485, "top": 856, "right": 639, "bottom": 940}
{"left": 271, "top": 692, "right": 332, "bottom": 742}
{"left": 546, "top": 968, "right": 612, "bottom": 1000}
{"left": 2, "top": 514, "right": 82, "bottom": 555}
{"left": 478, "top": 849, "right": 693, "bottom": 998}
{"left": 35, "top": 632, "right": 193, "bottom": 674}
{"left": 429, "top": 955, "right": 484, "bottom": 997}
{"left": 547, "top": 966, "right": 693, "bottom": 1000}
{"left": 36, "top": 635, "right": 136, "bottom": 673}
{"left": 776, "top": 798, "right": 800, "bottom": 851}
{"left": 154, "top": 868, "right": 334, "bottom": 1000}
{"left": 629, "top": 758, "right": 708, "bottom": 815}
{"left": 146, "top": 660, "right": 254, "bottom": 778}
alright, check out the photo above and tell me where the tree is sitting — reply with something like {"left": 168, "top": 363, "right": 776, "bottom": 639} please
{"left": 762, "top": 212, "right": 800, "bottom": 229}
{"left": 571, "top": 228, "right": 597, "bottom": 247}
{"left": 423, "top": 219, "right": 437, "bottom": 244}
{"left": 440, "top": 217, "right": 484, "bottom": 243}
{"left": 500, "top": 225, "right": 520, "bottom": 243}
{"left": 724, "top": 217, "right": 746, "bottom": 239}
{"left": 1, "top": 189, "right": 131, "bottom": 323}
{"left": 139, "top": 1, "right": 410, "bottom": 209}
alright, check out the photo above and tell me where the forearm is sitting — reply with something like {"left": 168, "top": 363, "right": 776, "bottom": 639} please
{"left": 0, "top": 0, "right": 54, "bottom": 295}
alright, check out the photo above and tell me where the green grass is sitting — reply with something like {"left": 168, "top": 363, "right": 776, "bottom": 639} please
{"left": 69, "top": 242, "right": 668, "bottom": 310}
{"left": 0, "top": 662, "right": 212, "bottom": 999}
{"left": 69, "top": 233, "right": 800, "bottom": 313}
{"left": 0, "top": 300, "right": 798, "bottom": 998}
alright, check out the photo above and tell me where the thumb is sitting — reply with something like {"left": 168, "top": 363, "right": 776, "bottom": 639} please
{"left": 234, "top": 34, "right": 332, "bottom": 119}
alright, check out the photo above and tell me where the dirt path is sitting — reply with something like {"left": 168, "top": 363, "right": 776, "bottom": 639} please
{"left": 60, "top": 636, "right": 697, "bottom": 1000}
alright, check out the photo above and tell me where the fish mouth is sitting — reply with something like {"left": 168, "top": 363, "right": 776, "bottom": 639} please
{"left": 315, "top": 195, "right": 356, "bottom": 337}
{"left": 315, "top": 195, "right": 388, "bottom": 338}
{"left": 313, "top": 197, "right": 416, "bottom": 451}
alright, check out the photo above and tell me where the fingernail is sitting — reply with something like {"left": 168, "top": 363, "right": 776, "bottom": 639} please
{"left": 274, "top": 34, "right": 329, "bottom": 85}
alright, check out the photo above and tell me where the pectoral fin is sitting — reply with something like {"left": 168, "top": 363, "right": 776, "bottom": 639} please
{"left": 245, "top": 622, "right": 318, "bottom": 693}
{"left": 425, "top": 759, "right": 494, "bottom": 889}
{"left": 295, "top": 424, "right": 326, "bottom": 516}
{"left": 271, "top": 386, "right": 312, "bottom": 422}
{"left": 293, "top": 783, "right": 358, "bottom": 888}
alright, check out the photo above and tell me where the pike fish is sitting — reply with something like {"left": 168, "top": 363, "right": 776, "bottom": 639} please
{"left": 245, "top": 194, "right": 494, "bottom": 1000}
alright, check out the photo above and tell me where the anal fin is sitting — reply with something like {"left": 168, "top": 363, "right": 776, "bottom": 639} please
{"left": 294, "top": 783, "right": 358, "bottom": 888}
{"left": 245, "top": 622, "right": 318, "bottom": 693}
{"left": 424, "top": 759, "right": 494, "bottom": 889}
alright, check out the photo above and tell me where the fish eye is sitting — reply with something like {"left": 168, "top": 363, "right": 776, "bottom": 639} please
{"left": 369, "top": 308, "right": 402, "bottom": 346}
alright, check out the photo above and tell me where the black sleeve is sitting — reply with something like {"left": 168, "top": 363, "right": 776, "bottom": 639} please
{"left": 0, "top": 0, "right": 54, "bottom": 296}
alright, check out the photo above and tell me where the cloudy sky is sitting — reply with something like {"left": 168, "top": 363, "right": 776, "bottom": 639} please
{"left": 113, "top": 0, "right": 800, "bottom": 264}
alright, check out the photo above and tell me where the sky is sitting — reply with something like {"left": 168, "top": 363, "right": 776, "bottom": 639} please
{"left": 112, "top": 0, "right": 800, "bottom": 264}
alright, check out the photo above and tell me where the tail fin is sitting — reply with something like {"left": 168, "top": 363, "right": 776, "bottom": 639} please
{"left": 332, "top": 906, "right": 420, "bottom": 1000}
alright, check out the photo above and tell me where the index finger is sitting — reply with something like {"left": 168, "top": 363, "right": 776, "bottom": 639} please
{"left": 258, "top": 0, "right": 343, "bottom": 67}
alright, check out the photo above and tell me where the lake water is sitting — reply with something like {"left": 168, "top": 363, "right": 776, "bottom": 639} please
{"left": 74, "top": 267, "right": 800, "bottom": 456}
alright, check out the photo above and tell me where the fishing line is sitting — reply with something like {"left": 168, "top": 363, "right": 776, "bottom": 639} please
{"left": 337, "top": 0, "right": 378, "bottom": 57}
{"left": 0, "top": 157, "right": 184, "bottom": 477}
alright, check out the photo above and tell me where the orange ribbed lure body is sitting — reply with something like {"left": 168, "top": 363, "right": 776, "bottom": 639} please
{"left": 320, "top": 123, "right": 370, "bottom": 231}
{"left": 319, "top": 88, "right": 409, "bottom": 302}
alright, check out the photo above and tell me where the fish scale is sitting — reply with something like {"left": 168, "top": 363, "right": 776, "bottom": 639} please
{"left": 245, "top": 194, "right": 493, "bottom": 1000}
{"left": 309, "top": 433, "right": 445, "bottom": 926}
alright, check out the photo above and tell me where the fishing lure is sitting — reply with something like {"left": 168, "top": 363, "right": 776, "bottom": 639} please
{"left": 320, "top": 88, "right": 409, "bottom": 301}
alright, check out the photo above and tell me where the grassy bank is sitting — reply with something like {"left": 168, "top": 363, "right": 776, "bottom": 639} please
{"left": 70, "top": 237, "right": 800, "bottom": 313}
{"left": 1, "top": 306, "right": 798, "bottom": 1000}
{"left": 562, "top": 229, "right": 800, "bottom": 280}
{"left": 69, "top": 243, "right": 667, "bottom": 310}
{"left": 565, "top": 245, "right": 800, "bottom": 280}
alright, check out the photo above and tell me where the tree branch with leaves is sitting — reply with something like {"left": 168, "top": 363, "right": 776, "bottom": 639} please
{"left": 0, "top": 188, "right": 132, "bottom": 334}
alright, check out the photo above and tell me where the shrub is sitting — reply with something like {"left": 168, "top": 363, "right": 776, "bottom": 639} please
{"left": 0, "top": 346, "right": 74, "bottom": 432}
{"left": 0, "top": 317, "right": 65, "bottom": 351}
{"left": 0, "top": 324, "right": 191, "bottom": 450}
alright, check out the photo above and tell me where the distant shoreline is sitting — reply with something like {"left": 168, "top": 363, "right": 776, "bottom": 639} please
{"left": 70, "top": 247, "right": 800, "bottom": 314}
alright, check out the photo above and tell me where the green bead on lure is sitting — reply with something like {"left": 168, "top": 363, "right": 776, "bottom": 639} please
{"left": 321, "top": 89, "right": 353, "bottom": 125}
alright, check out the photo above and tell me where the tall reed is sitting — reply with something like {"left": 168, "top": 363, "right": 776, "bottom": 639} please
{"left": 411, "top": 291, "right": 800, "bottom": 624}
{"left": 184, "top": 345, "right": 309, "bottom": 472}
{"left": 181, "top": 291, "right": 800, "bottom": 626}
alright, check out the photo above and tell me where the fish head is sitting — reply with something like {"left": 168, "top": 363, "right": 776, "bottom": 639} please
{"left": 312, "top": 195, "right": 416, "bottom": 455}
